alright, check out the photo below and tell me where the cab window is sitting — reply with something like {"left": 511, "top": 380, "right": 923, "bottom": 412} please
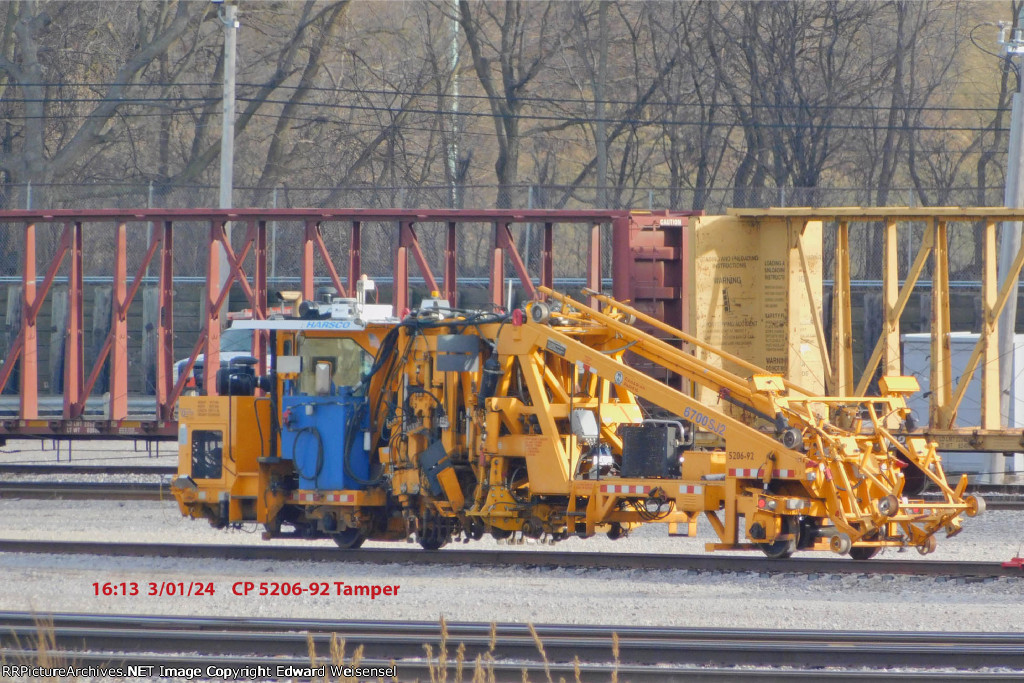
{"left": 296, "top": 336, "right": 371, "bottom": 395}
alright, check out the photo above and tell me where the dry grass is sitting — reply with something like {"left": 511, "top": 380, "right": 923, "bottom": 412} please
{"left": 5, "top": 616, "right": 81, "bottom": 682}
{"left": 321, "top": 618, "right": 607, "bottom": 683}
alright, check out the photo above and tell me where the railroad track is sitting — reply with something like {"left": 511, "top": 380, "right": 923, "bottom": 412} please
{"left": 0, "top": 464, "right": 1019, "bottom": 497}
{"left": 0, "top": 539, "right": 1020, "bottom": 578}
{"left": 1, "top": 462, "right": 1019, "bottom": 494}
{"left": 0, "top": 464, "right": 175, "bottom": 476}
{"left": 5, "top": 480, "right": 1024, "bottom": 511}
{"left": 0, "top": 481, "right": 168, "bottom": 500}
{"left": 1, "top": 611, "right": 1021, "bottom": 681}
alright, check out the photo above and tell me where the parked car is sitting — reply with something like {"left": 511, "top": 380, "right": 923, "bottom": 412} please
{"left": 173, "top": 326, "right": 255, "bottom": 392}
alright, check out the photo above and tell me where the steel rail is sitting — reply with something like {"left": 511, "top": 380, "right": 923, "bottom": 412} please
{"left": 0, "top": 539, "right": 1019, "bottom": 578}
{"left": 5, "top": 610, "right": 1024, "bottom": 645}
{"left": 0, "top": 482, "right": 167, "bottom": 500}
{"left": 2, "top": 612, "right": 1022, "bottom": 676}
{"left": 0, "top": 462, "right": 1017, "bottom": 495}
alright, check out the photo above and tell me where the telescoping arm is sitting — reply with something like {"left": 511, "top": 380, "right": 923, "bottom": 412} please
{"left": 526, "top": 288, "right": 981, "bottom": 556}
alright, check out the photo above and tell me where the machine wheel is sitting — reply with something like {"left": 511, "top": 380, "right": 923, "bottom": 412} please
{"left": 607, "top": 522, "right": 626, "bottom": 540}
{"left": 848, "top": 545, "right": 880, "bottom": 561}
{"left": 529, "top": 301, "right": 551, "bottom": 324}
{"left": 965, "top": 494, "right": 986, "bottom": 517}
{"left": 916, "top": 534, "right": 937, "bottom": 555}
{"left": 467, "top": 518, "right": 486, "bottom": 541}
{"left": 877, "top": 495, "right": 899, "bottom": 517}
{"left": 780, "top": 427, "right": 804, "bottom": 452}
{"left": 830, "top": 533, "right": 852, "bottom": 555}
{"left": 332, "top": 529, "right": 366, "bottom": 550}
{"left": 896, "top": 454, "right": 929, "bottom": 496}
{"left": 758, "top": 516, "right": 798, "bottom": 559}
{"left": 848, "top": 533, "right": 880, "bottom": 561}
{"left": 796, "top": 516, "right": 820, "bottom": 550}
{"left": 418, "top": 535, "right": 447, "bottom": 551}
{"left": 417, "top": 510, "right": 453, "bottom": 550}
{"left": 489, "top": 526, "right": 512, "bottom": 541}
{"left": 521, "top": 517, "right": 544, "bottom": 539}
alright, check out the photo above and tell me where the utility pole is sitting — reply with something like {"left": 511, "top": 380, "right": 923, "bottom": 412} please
{"left": 447, "top": 0, "right": 459, "bottom": 209}
{"left": 217, "top": 1, "right": 238, "bottom": 312}
{"left": 594, "top": 1, "right": 608, "bottom": 210}
{"left": 997, "top": 14, "right": 1024, "bottom": 476}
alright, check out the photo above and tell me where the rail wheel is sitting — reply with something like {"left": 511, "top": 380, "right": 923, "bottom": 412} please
{"left": 418, "top": 535, "right": 447, "bottom": 551}
{"left": 607, "top": 522, "right": 626, "bottom": 540}
{"left": 333, "top": 528, "right": 366, "bottom": 549}
{"left": 529, "top": 301, "right": 551, "bottom": 324}
{"left": 417, "top": 510, "right": 453, "bottom": 550}
{"left": 896, "top": 454, "right": 928, "bottom": 496}
{"left": 796, "top": 516, "right": 820, "bottom": 550}
{"left": 830, "top": 532, "right": 852, "bottom": 555}
{"left": 758, "top": 516, "right": 798, "bottom": 559}
{"left": 522, "top": 517, "right": 544, "bottom": 539}
{"left": 877, "top": 495, "right": 899, "bottom": 517}
{"left": 467, "top": 517, "right": 486, "bottom": 541}
{"left": 848, "top": 533, "right": 880, "bottom": 561}
{"left": 916, "top": 534, "right": 937, "bottom": 555}
{"left": 965, "top": 494, "right": 986, "bottom": 517}
{"left": 780, "top": 427, "right": 804, "bottom": 451}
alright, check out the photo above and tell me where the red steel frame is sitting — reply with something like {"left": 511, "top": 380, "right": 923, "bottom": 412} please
{"left": 0, "top": 208, "right": 691, "bottom": 440}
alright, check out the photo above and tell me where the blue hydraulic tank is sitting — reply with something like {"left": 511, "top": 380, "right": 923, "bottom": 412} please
{"left": 280, "top": 389, "right": 370, "bottom": 490}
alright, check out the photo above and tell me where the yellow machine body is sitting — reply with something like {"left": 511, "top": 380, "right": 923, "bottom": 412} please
{"left": 175, "top": 396, "right": 271, "bottom": 525}
{"left": 172, "top": 289, "right": 981, "bottom": 558}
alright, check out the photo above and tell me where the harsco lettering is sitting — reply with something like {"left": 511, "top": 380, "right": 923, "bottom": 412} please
{"left": 303, "top": 320, "right": 355, "bottom": 330}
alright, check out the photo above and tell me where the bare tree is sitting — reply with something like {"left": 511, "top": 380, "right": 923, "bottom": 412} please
{"left": 655, "top": 2, "right": 732, "bottom": 210}
{"left": 457, "top": 0, "right": 568, "bottom": 207}
{"left": 707, "top": 2, "right": 884, "bottom": 205}
{"left": 976, "top": 2, "right": 1021, "bottom": 208}
{"left": 0, "top": 0, "right": 1011, "bottom": 224}
{"left": 248, "top": 1, "right": 350, "bottom": 205}
{"left": 542, "top": 3, "right": 676, "bottom": 210}
{"left": 0, "top": 0, "right": 199, "bottom": 186}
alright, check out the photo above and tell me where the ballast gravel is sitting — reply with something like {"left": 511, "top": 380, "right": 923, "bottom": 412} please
{"left": 1, "top": 439, "right": 1023, "bottom": 633}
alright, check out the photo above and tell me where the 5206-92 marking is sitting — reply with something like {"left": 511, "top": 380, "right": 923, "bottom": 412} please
{"left": 683, "top": 406, "right": 727, "bottom": 436}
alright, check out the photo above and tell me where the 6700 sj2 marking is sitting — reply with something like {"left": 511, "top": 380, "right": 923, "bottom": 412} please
{"left": 683, "top": 406, "right": 726, "bottom": 436}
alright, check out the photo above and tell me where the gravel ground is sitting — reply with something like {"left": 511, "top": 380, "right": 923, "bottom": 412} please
{"left": 1, "top": 439, "right": 1023, "bottom": 632}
